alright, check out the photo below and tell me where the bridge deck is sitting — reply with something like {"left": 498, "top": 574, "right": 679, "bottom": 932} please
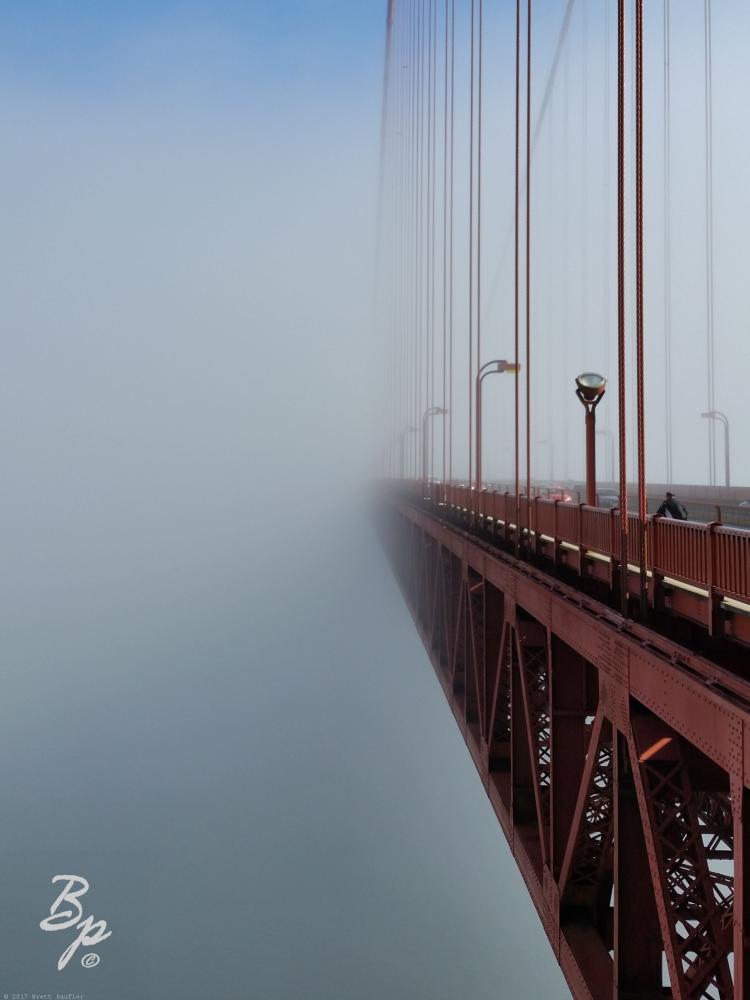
{"left": 377, "top": 485, "right": 750, "bottom": 1000}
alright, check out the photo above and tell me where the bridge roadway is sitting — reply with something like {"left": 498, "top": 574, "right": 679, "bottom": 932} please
{"left": 376, "top": 480, "right": 750, "bottom": 1000}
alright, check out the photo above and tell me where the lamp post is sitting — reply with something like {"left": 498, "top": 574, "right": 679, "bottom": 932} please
{"left": 422, "top": 406, "right": 447, "bottom": 484}
{"left": 575, "top": 373, "right": 607, "bottom": 507}
{"left": 701, "top": 410, "right": 730, "bottom": 487}
{"left": 475, "top": 359, "right": 521, "bottom": 491}
{"left": 397, "top": 425, "right": 418, "bottom": 479}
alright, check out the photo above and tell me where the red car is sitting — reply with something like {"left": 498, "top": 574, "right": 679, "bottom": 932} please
{"left": 546, "top": 486, "right": 573, "bottom": 503}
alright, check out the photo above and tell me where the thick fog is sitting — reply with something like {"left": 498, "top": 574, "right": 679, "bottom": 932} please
{"left": 379, "top": 0, "right": 750, "bottom": 490}
{"left": 0, "top": 2, "right": 567, "bottom": 998}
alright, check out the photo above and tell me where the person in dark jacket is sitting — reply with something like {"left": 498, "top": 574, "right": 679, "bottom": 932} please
{"left": 656, "top": 491, "right": 688, "bottom": 520}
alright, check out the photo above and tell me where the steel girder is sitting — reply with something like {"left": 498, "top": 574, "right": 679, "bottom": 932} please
{"left": 377, "top": 495, "right": 750, "bottom": 1000}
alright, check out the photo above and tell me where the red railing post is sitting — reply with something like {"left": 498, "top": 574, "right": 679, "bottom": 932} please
{"left": 652, "top": 514, "right": 664, "bottom": 613}
{"left": 609, "top": 507, "right": 618, "bottom": 591}
{"left": 553, "top": 499, "right": 561, "bottom": 567}
{"left": 706, "top": 520, "right": 721, "bottom": 638}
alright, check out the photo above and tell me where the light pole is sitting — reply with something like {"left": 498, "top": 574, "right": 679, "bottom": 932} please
{"left": 575, "top": 373, "right": 607, "bottom": 507}
{"left": 596, "top": 428, "right": 615, "bottom": 484}
{"left": 422, "top": 406, "right": 447, "bottom": 485}
{"left": 475, "top": 359, "right": 521, "bottom": 491}
{"left": 701, "top": 410, "right": 730, "bottom": 487}
{"left": 397, "top": 425, "right": 418, "bottom": 479}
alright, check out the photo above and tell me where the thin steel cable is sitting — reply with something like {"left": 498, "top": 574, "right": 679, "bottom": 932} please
{"left": 427, "top": 0, "right": 434, "bottom": 484}
{"left": 514, "top": 0, "right": 520, "bottom": 503}
{"left": 469, "top": 0, "right": 475, "bottom": 490}
{"left": 477, "top": 0, "right": 483, "bottom": 451}
{"left": 617, "top": 0, "right": 628, "bottom": 612}
{"left": 562, "top": 31, "right": 570, "bottom": 479}
{"left": 525, "top": 0, "right": 532, "bottom": 501}
{"left": 486, "top": 0, "right": 576, "bottom": 323}
{"left": 442, "top": 0, "right": 448, "bottom": 496}
{"left": 413, "top": 0, "right": 420, "bottom": 477}
{"left": 704, "top": 0, "right": 716, "bottom": 486}
{"left": 448, "top": 0, "right": 455, "bottom": 489}
{"left": 430, "top": 0, "right": 437, "bottom": 485}
{"left": 399, "top": 5, "right": 409, "bottom": 473}
{"left": 663, "top": 0, "right": 672, "bottom": 484}
{"left": 417, "top": 0, "right": 423, "bottom": 481}
{"left": 580, "top": 0, "right": 588, "bottom": 365}
{"left": 604, "top": 0, "right": 612, "bottom": 478}
{"left": 635, "top": 0, "right": 647, "bottom": 606}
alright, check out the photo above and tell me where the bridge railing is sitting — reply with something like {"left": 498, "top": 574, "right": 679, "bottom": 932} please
{"left": 421, "top": 480, "right": 750, "bottom": 612}
{"left": 581, "top": 505, "right": 611, "bottom": 556}
{"left": 533, "top": 497, "right": 556, "bottom": 539}
{"left": 651, "top": 517, "right": 708, "bottom": 590}
{"left": 713, "top": 525, "right": 750, "bottom": 604}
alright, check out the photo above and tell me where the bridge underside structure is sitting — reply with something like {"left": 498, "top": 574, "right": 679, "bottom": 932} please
{"left": 377, "top": 487, "right": 749, "bottom": 1000}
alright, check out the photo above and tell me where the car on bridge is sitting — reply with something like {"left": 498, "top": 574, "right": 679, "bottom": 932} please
{"left": 596, "top": 491, "right": 619, "bottom": 509}
{"left": 546, "top": 485, "right": 573, "bottom": 503}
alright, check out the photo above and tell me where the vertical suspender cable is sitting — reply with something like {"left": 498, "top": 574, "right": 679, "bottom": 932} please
{"left": 377, "top": 1, "right": 396, "bottom": 314}
{"left": 525, "top": 0, "right": 532, "bottom": 501}
{"left": 426, "top": 0, "right": 432, "bottom": 484}
{"left": 635, "top": 0, "right": 647, "bottom": 612}
{"left": 442, "top": 0, "right": 449, "bottom": 498}
{"left": 420, "top": 0, "right": 425, "bottom": 482}
{"left": 427, "top": 0, "right": 434, "bottom": 485}
{"left": 449, "top": 0, "right": 455, "bottom": 490}
{"left": 604, "top": 0, "right": 612, "bottom": 479}
{"left": 514, "top": 0, "right": 520, "bottom": 505}
{"left": 617, "top": 0, "right": 628, "bottom": 613}
{"left": 663, "top": 0, "right": 672, "bottom": 484}
{"left": 468, "top": 0, "right": 475, "bottom": 492}
{"left": 431, "top": 0, "right": 437, "bottom": 487}
{"left": 476, "top": 0, "right": 483, "bottom": 491}
{"left": 704, "top": 0, "right": 716, "bottom": 486}
{"left": 485, "top": 0, "right": 575, "bottom": 326}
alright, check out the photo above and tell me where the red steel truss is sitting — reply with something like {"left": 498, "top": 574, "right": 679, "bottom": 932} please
{"left": 378, "top": 489, "right": 750, "bottom": 1000}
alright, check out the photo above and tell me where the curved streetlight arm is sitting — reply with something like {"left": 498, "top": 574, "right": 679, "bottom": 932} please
{"left": 702, "top": 409, "right": 728, "bottom": 427}
{"left": 421, "top": 407, "right": 448, "bottom": 483}
{"left": 475, "top": 361, "right": 521, "bottom": 491}
{"left": 701, "top": 410, "right": 730, "bottom": 487}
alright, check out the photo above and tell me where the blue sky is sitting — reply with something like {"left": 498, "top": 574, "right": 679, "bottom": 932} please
{"left": 0, "top": 1, "right": 385, "bottom": 111}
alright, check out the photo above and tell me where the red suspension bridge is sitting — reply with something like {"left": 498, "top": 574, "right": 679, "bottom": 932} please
{"left": 375, "top": 2, "right": 750, "bottom": 998}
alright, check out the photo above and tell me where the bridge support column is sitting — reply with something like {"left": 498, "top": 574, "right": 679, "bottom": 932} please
{"left": 613, "top": 731, "right": 662, "bottom": 999}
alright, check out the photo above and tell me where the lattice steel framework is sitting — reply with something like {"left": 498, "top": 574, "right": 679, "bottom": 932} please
{"left": 378, "top": 492, "right": 750, "bottom": 1000}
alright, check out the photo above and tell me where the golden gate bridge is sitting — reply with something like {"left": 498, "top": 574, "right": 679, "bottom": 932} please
{"left": 375, "top": 2, "right": 749, "bottom": 997}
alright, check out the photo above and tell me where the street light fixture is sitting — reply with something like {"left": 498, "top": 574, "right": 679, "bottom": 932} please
{"left": 475, "top": 359, "right": 521, "bottom": 491}
{"left": 701, "top": 410, "right": 730, "bottom": 487}
{"left": 422, "top": 406, "right": 447, "bottom": 485}
{"left": 575, "top": 372, "right": 607, "bottom": 506}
